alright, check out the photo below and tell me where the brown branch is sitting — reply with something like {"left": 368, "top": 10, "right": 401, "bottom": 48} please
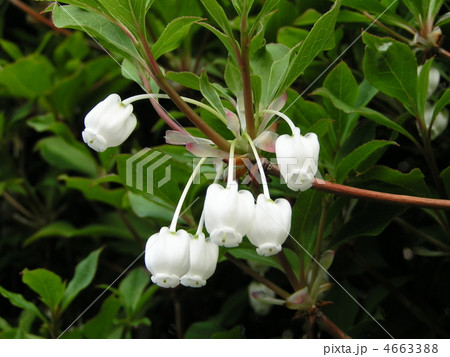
{"left": 310, "top": 307, "right": 351, "bottom": 339}
{"left": 225, "top": 252, "right": 290, "bottom": 299}
{"left": 277, "top": 250, "right": 302, "bottom": 291}
{"left": 312, "top": 178, "right": 450, "bottom": 210}
{"left": 262, "top": 160, "right": 450, "bottom": 211}
{"left": 9, "top": 0, "right": 71, "bottom": 36}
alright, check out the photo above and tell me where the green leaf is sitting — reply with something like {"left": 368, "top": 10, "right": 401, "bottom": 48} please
{"left": 331, "top": 202, "right": 406, "bottom": 246}
{"left": 277, "top": 27, "right": 309, "bottom": 48}
{"left": 290, "top": 190, "right": 325, "bottom": 267}
{"left": 61, "top": 248, "right": 103, "bottom": 312}
{"left": 0, "top": 54, "right": 55, "bottom": 99}
{"left": 312, "top": 87, "right": 418, "bottom": 145}
{"left": 279, "top": 0, "right": 342, "bottom": 92}
{"left": 323, "top": 61, "right": 359, "bottom": 136}
{"left": 224, "top": 58, "right": 242, "bottom": 96}
{"left": 118, "top": 268, "right": 150, "bottom": 316}
{"left": 336, "top": 140, "right": 398, "bottom": 183}
{"left": 60, "top": 175, "right": 126, "bottom": 208}
{"left": 227, "top": 247, "right": 282, "bottom": 271}
{"left": 341, "top": 0, "right": 387, "bottom": 13}
{"left": 362, "top": 33, "right": 417, "bottom": 113}
{"left": 358, "top": 166, "right": 431, "bottom": 197}
{"left": 152, "top": 16, "right": 203, "bottom": 60}
{"left": 52, "top": 5, "right": 140, "bottom": 60}
{"left": 200, "top": 0, "right": 234, "bottom": 38}
{"left": 0, "top": 39, "right": 23, "bottom": 60}
{"left": 96, "top": 0, "right": 155, "bottom": 36}
{"left": 198, "top": 22, "right": 239, "bottom": 63}
{"left": 22, "top": 269, "right": 66, "bottom": 312}
{"left": 165, "top": 71, "right": 200, "bottom": 91}
{"left": 24, "top": 221, "right": 131, "bottom": 246}
{"left": 82, "top": 295, "right": 121, "bottom": 338}
{"left": 36, "top": 136, "right": 97, "bottom": 177}
{"left": 184, "top": 320, "right": 225, "bottom": 338}
{"left": 127, "top": 191, "right": 174, "bottom": 221}
{"left": 0, "top": 286, "right": 47, "bottom": 322}
{"left": 432, "top": 89, "right": 450, "bottom": 121}
{"left": 199, "top": 70, "right": 227, "bottom": 120}
{"left": 417, "top": 58, "right": 434, "bottom": 120}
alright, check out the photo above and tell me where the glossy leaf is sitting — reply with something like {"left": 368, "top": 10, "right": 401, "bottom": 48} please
{"left": 82, "top": 295, "right": 121, "bottom": 338}
{"left": 0, "top": 286, "right": 47, "bottom": 322}
{"left": 152, "top": 17, "right": 203, "bottom": 60}
{"left": 279, "top": 0, "right": 342, "bottom": 93}
{"left": 61, "top": 248, "right": 103, "bottom": 312}
{"left": 52, "top": 5, "right": 140, "bottom": 59}
{"left": 312, "top": 87, "right": 418, "bottom": 145}
{"left": 118, "top": 268, "right": 150, "bottom": 316}
{"left": 336, "top": 140, "right": 398, "bottom": 183}
{"left": 362, "top": 33, "right": 417, "bottom": 114}
{"left": 22, "top": 269, "right": 66, "bottom": 312}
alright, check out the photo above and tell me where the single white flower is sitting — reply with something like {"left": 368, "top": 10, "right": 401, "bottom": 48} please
{"left": 275, "top": 127, "right": 319, "bottom": 191}
{"left": 247, "top": 194, "right": 292, "bottom": 256}
{"left": 180, "top": 233, "right": 219, "bottom": 288}
{"left": 145, "top": 227, "right": 190, "bottom": 288}
{"left": 204, "top": 181, "right": 255, "bottom": 247}
{"left": 82, "top": 93, "right": 137, "bottom": 152}
{"left": 248, "top": 282, "right": 279, "bottom": 316}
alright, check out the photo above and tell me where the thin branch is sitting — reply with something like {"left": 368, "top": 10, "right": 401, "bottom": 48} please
{"left": 261, "top": 160, "right": 450, "bottom": 211}
{"left": 9, "top": 0, "right": 71, "bottom": 36}
{"left": 225, "top": 252, "right": 290, "bottom": 299}
{"left": 311, "top": 307, "right": 351, "bottom": 339}
{"left": 312, "top": 178, "right": 450, "bottom": 211}
{"left": 361, "top": 11, "right": 411, "bottom": 43}
{"left": 277, "top": 250, "right": 302, "bottom": 291}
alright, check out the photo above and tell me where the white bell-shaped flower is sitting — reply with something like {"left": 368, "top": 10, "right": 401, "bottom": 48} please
{"left": 204, "top": 181, "right": 255, "bottom": 247}
{"left": 82, "top": 93, "right": 137, "bottom": 152}
{"left": 180, "top": 233, "right": 219, "bottom": 288}
{"left": 247, "top": 194, "right": 292, "bottom": 256}
{"left": 275, "top": 127, "right": 319, "bottom": 191}
{"left": 145, "top": 227, "right": 190, "bottom": 288}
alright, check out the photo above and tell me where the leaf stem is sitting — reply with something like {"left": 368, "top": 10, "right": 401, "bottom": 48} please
{"left": 310, "top": 306, "right": 351, "bottom": 339}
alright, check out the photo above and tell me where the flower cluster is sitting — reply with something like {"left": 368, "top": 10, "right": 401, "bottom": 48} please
{"left": 82, "top": 93, "right": 320, "bottom": 288}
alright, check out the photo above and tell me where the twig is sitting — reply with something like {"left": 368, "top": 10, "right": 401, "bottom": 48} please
{"left": 9, "top": 0, "right": 71, "bottom": 36}
{"left": 277, "top": 250, "right": 302, "bottom": 291}
{"left": 311, "top": 307, "right": 351, "bottom": 339}
{"left": 225, "top": 252, "right": 290, "bottom": 299}
{"left": 312, "top": 178, "right": 450, "bottom": 211}
{"left": 262, "top": 160, "right": 450, "bottom": 211}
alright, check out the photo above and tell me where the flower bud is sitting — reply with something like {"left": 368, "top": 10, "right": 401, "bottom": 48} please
{"left": 204, "top": 181, "right": 255, "bottom": 247}
{"left": 247, "top": 194, "right": 292, "bottom": 256}
{"left": 181, "top": 233, "right": 219, "bottom": 288}
{"left": 275, "top": 127, "right": 319, "bottom": 191}
{"left": 145, "top": 227, "right": 190, "bottom": 288}
{"left": 82, "top": 94, "right": 137, "bottom": 152}
{"left": 248, "top": 282, "right": 277, "bottom": 316}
